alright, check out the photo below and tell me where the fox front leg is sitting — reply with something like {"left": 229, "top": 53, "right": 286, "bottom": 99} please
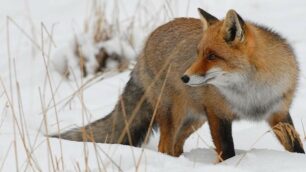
{"left": 206, "top": 108, "right": 235, "bottom": 161}
{"left": 268, "top": 112, "right": 305, "bottom": 153}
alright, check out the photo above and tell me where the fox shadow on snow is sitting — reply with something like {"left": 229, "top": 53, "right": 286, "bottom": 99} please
{"left": 183, "top": 148, "right": 246, "bottom": 164}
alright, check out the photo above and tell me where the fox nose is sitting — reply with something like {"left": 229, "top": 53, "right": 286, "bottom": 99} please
{"left": 181, "top": 75, "right": 190, "bottom": 83}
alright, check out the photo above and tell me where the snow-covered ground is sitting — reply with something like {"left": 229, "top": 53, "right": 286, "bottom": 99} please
{"left": 1, "top": 0, "right": 306, "bottom": 171}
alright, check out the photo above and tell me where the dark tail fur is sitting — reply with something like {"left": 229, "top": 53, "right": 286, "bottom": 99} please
{"left": 50, "top": 76, "right": 155, "bottom": 146}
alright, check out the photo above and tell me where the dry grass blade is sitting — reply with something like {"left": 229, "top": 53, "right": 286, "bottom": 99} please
{"left": 92, "top": 142, "right": 105, "bottom": 172}
{"left": 6, "top": 15, "right": 20, "bottom": 172}
{"left": 96, "top": 146, "right": 123, "bottom": 172}
{"left": 42, "top": 23, "right": 58, "bottom": 110}
{"left": 41, "top": 23, "right": 57, "bottom": 48}
{"left": 119, "top": 97, "right": 133, "bottom": 146}
{"left": 40, "top": 22, "right": 65, "bottom": 171}
{"left": 0, "top": 103, "right": 8, "bottom": 129}
{"left": 0, "top": 142, "right": 13, "bottom": 171}
{"left": 38, "top": 88, "right": 56, "bottom": 172}
{"left": 6, "top": 16, "right": 14, "bottom": 106}
{"left": 135, "top": 149, "right": 145, "bottom": 172}
{"left": 14, "top": 59, "right": 43, "bottom": 171}
{"left": 75, "top": 162, "right": 81, "bottom": 172}
{"left": 185, "top": 0, "right": 191, "bottom": 16}
{"left": 191, "top": 126, "right": 211, "bottom": 149}
{"left": 235, "top": 130, "right": 271, "bottom": 166}
{"left": 164, "top": 0, "right": 175, "bottom": 18}
{"left": 40, "top": 72, "right": 105, "bottom": 116}
{"left": 75, "top": 68, "right": 90, "bottom": 172}
{"left": 190, "top": 125, "right": 225, "bottom": 163}
{"left": 119, "top": 96, "right": 137, "bottom": 167}
{"left": 6, "top": 16, "right": 42, "bottom": 55}
{"left": 301, "top": 119, "right": 306, "bottom": 140}
{"left": 143, "top": 64, "right": 172, "bottom": 144}
{"left": 0, "top": 77, "right": 43, "bottom": 171}
{"left": 15, "top": 82, "right": 43, "bottom": 172}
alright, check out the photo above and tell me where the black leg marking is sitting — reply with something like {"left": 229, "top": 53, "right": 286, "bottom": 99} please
{"left": 219, "top": 119, "right": 235, "bottom": 160}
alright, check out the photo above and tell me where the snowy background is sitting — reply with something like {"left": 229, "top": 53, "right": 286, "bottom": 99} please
{"left": 1, "top": 0, "right": 306, "bottom": 171}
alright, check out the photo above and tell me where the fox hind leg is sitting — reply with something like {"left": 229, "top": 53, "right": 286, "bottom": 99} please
{"left": 173, "top": 118, "right": 206, "bottom": 156}
{"left": 268, "top": 112, "right": 305, "bottom": 153}
{"left": 157, "top": 105, "right": 205, "bottom": 157}
{"left": 157, "top": 110, "right": 175, "bottom": 155}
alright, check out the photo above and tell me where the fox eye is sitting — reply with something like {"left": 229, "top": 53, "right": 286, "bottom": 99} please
{"left": 207, "top": 53, "right": 217, "bottom": 60}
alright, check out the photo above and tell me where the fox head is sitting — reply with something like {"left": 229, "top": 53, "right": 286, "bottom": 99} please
{"left": 181, "top": 9, "right": 254, "bottom": 87}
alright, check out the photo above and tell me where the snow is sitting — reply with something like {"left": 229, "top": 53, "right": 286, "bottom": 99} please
{"left": 1, "top": 0, "right": 306, "bottom": 171}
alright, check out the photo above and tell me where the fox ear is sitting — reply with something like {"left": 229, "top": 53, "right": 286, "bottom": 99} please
{"left": 222, "top": 9, "right": 245, "bottom": 43}
{"left": 198, "top": 8, "right": 218, "bottom": 31}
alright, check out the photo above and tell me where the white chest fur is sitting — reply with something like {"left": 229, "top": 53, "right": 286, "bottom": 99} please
{"left": 212, "top": 73, "right": 290, "bottom": 121}
{"left": 217, "top": 83, "right": 283, "bottom": 120}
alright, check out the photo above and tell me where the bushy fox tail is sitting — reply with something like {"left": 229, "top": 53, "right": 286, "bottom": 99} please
{"left": 50, "top": 76, "right": 155, "bottom": 146}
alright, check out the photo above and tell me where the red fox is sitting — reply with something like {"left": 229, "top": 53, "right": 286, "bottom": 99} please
{"left": 52, "top": 8, "right": 305, "bottom": 161}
